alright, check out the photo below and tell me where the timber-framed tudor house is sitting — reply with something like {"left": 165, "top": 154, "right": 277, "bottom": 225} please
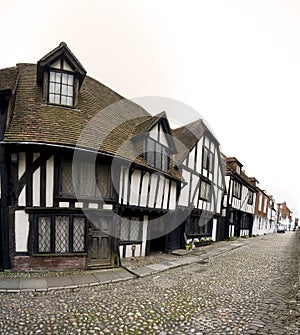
{"left": 221, "top": 157, "right": 257, "bottom": 239}
{"left": 0, "top": 43, "right": 225, "bottom": 271}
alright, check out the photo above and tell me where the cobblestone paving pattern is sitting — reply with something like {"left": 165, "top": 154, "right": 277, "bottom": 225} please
{"left": 0, "top": 232, "right": 299, "bottom": 335}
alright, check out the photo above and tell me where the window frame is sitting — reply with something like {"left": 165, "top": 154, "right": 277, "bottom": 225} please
{"left": 247, "top": 191, "right": 254, "bottom": 205}
{"left": 202, "top": 147, "right": 213, "bottom": 173}
{"left": 199, "top": 179, "right": 211, "bottom": 201}
{"left": 59, "top": 159, "right": 112, "bottom": 200}
{"left": 145, "top": 136, "right": 170, "bottom": 172}
{"left": 232, "top": 180, "right": 242, "bottom": 199}
{"left": 119, "top": 216, "right": 143, "bottom": 244}
{"left": 185, "top": 214, "right": 212, "bottom": 237}
{"left": 34, "top": 214, "right": 87, "bottom": 255}
{"left": 48, "top": 69, "right": 75, "bottom": 107}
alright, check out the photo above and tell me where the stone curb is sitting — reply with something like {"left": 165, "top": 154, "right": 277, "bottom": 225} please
{"left": 0, "top": 238, "right": 255, "bottom": 293}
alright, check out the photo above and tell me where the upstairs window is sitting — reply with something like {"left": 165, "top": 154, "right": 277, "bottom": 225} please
{"left": 233, "top": 180, "right": 241, "bottom": 199}
{"left": 146, "top": 137, "right": 169, "bottom": 172}
{"left": 37, "top": 43, "right": 86, "bottom": 108}
{"left": 247, "top": 191, "right": 254, "bottom": 205}
{"left": 199, "top": 180, "right": 211, "bottom": 201}
{"left": 203, "top": 147, "right": 213, "bottom": 173}
{"left": 59, "top": 160, "right": 112, "bottom": 199}
{"left": 49, "top": 71, "right": 74, "bottom": 107}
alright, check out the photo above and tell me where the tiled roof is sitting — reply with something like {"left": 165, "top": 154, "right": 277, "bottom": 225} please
{"left": 0, "top": 66, "right": 19, "bottom": 92}
{"left": 223, "top": 155, "right": 256, "bottom": 190}
{"left": 3, "top": 63, "right": 181, "bottom": 180}
{"left": 133, "top": 111, "right": 167, "bottom": 135}
{"left": 172, "top": 119, "right": 207, "bottom": 163}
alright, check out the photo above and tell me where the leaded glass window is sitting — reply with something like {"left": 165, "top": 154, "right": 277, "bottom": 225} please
{"left": 49, "top": 71, "right": 74, "bottom": 107}
{"left": 96, "top": 164, "right": 111, "bottom": 197}
{"left": 186, "top": 215, "right": 211, "bottom": 236}
{"left": 73, "top": 217, "right": 86, "bottom": 252}
{"left": 61, "top": 161, "right": 74, "bottom": 195}
{"left": 200, "top": 180, "right": 211, "bottom": 201}
{"left": 120, "top": 219, "right": 129, "bottom": 241}
{"left": 35, "top": 215, "right": 86, "bottom": 254}
{"left": 55, "top": 216, "right": 70, "bottom": 253}
{"left": 120, "top": 217, "right": 142, "bottom": 242}
{"left": 60, "top": 160, "right": 111, "bottom": 198}
{"left": 38, "top": 217, "right": 51, "bottom": 252}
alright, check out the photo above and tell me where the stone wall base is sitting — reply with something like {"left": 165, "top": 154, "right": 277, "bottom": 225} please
{"left": 12, "top": 255, "right": 86, "bottom": 272}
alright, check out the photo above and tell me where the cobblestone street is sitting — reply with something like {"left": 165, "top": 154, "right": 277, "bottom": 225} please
{"left": 0, "top": 232, "right": 299, "bottom": 335}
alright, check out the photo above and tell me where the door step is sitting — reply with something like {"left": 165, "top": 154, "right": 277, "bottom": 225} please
{"left": 86, "top": 264, "right": 114, "bottom": 270}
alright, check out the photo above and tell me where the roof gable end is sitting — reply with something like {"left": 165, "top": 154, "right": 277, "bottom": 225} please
{"left": 37, "top": 42, "right": 86, "bottom": 87}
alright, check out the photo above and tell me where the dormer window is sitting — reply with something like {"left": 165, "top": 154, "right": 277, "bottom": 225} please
{"left": 37, "top": 42, "right": 86, "bottom": 108}
{"left": 49, "top": 70, "right": 74, "bottom": 106}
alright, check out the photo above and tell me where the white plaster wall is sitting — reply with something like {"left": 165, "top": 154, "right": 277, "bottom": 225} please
{"left": 46, "top": 156, "right": 54, "bottom": 207}
{"left": 163, "top": 179, "right": 170, "bottom": 209}
{"left": 169, "top": 182, "right": 177, "bottom": 210}
{"left": 118, "top": 167, "right": 124, "bottom": 204}
{"left": 156, "top": 175, "right": 164, "bottom": 209}
{"left": 140, "top": 173, "right": 149, "bottom": 207}
{"left": 32, "top": 167, "right": 40, "bottom": 206}
{"left": 188, "top": 146, "right": 195, "bottom": 169}
{"left": 141, "top": 215, "right": 148, "bottom": 256}
{"left": 122, "top": 168, "right": 129, "bottom": 205}
{"left": 196, "top": 139, "right": 203, "bottom": 172}
{"left": 178, "top": 169, "right": 190, "bottom": 207}
{"left": 159, "top": 130, "right": 168, "bottom": 147}
{"left": 15, "top": 210, "right": 29, "bottom": 252}
{"left": 212, "top": 218, "right": 217, "bottom": 241}
{"left": 148, "top": 173, "right": 158, "bottom": 208}
{"left": 129, "top": 170, "right": 141, "bottom": 206}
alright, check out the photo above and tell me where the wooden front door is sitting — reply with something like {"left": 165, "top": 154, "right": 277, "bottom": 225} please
{"left": 87, "top": 217, "right": 114, "bottom": 269}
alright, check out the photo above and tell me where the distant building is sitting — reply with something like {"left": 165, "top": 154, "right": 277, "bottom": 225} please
{"left": 267, "top": 195, "right": 277, "bottom": 233}
{"left": 220, "top": 156, "right": 257, "bottom": 239}
{"left": 277, "top": 202, "right": 293, "bottom": 230}
{"left": 251, "top": 180, "right": 274, "bottom": 235}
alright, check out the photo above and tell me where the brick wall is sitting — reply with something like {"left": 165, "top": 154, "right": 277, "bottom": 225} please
{"left": 12, "top": 255, "right": 86, "bottom": 272}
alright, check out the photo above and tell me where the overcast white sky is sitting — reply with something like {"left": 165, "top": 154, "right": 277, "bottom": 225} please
{"left": 1, "top": 0, "right": 299, "bottom": 217}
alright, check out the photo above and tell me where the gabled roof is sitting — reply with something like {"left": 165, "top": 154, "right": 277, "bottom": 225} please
{"left": 37, "top": 42, "right": 86, "bottom": 87}
{"left": 133, "top": 111, "right": 166, "bottom": 134}
{"left": 172, "top": 119, "right": 208, "bottom": 164}
{"left": 132, "top": 111, "right": 177, "bottom": 153}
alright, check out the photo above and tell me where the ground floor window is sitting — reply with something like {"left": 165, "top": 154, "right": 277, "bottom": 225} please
{"left": 36, "top": 215, "right": 87, "bottom": 254}
{"left": 186, "top": 214, "right": 212, "bottom": 237}
{"left": 120, "top": 216, "right": 142, "bottom": 243}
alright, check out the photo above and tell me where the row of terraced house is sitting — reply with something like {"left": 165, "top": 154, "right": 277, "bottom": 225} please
{"left": 0, "top": 43, "right": 295, "bottom": 271}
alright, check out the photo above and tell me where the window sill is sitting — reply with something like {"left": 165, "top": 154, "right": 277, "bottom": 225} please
{"left": 32, "top": 253, "right": 87, "bottom": 257}
{"left": 41, "top": 103, "right": 81, "bottom": 112}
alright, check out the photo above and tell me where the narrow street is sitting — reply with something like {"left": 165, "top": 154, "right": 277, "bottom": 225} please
{"left": 0, "top": 232, "right": 299, "bottom": 335}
